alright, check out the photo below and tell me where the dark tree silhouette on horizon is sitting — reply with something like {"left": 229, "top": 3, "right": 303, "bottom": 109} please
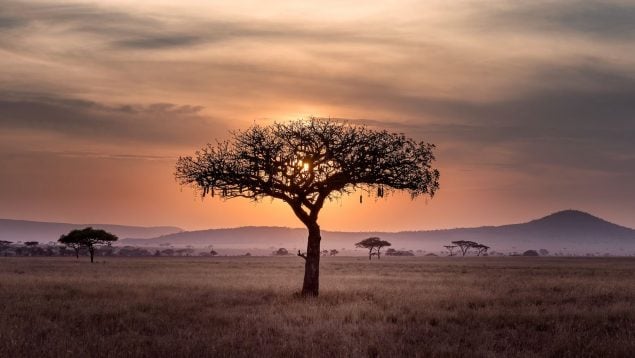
{"left": 175, "top": 118, "right": 439, "bottom": 296}
{"left": 473, "top": 244, "right": 489, "bottom": 256}
{"left": 58, "top": 227, "right": 118, "bottom": 263}
{"left": 443, "top": 245, "right": 458, "bottom": 256}
{"left": 355, "top": 237, "right": 392, "bottom": 260}
{"left": 452, "top": 240, "right": 478, "bottom": 257}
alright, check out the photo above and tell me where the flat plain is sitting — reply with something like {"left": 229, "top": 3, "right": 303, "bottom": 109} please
{"left": 1, "top": 256, "right": 634, "bottom": 357}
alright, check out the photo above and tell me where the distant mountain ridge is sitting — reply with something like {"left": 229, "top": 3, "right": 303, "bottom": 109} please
{"left": 119, "top": 210, "right": 635, "bottom": 254}
{"left": 0, "top": 219, "right": 182, "bottom": 242}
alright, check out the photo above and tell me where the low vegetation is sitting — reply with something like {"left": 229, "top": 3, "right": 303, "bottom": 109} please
{"left": 1, "top": 256, "right": 633, "bottom": 357}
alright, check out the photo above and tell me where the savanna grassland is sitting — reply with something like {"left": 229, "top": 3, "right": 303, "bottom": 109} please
{"left": 1, "top": 256, "right": 634, "bottom": 357}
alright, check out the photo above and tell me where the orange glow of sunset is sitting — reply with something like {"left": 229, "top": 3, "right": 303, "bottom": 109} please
{"left": 1, "top": 0, "right": 634, "bottom": 231}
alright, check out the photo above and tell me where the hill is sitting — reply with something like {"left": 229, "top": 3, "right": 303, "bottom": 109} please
{"left": 0, "top": 219, "right": 182, "bottom": 243}
{"left": 120, "top": 210, "right": 635, "bottom": 255}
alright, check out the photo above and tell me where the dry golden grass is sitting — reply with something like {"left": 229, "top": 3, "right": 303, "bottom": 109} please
{"left": 1, "top": 256, "right": 634, "bottom": 357}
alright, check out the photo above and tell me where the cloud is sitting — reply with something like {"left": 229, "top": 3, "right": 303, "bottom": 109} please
{"left": 113, "top": 35, "right": 203, "bottom": 49}
{"left": 0, "top": 15, "right": 25, "bottom": 29}
{"left": 478, "top": 1, "right": 635, "bottom": 40}
{"left": 0, "top": 92, "right": 222, "bottom": 146}
{"left": 317, "top": 61, "right": 635, "bottom": 175}
{"left": 0, "top": 0, "right": 409, "bottom": 54}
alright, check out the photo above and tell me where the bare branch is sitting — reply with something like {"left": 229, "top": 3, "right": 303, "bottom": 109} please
{"left": 175, "top": 118, "right": 440, "bottom": 224}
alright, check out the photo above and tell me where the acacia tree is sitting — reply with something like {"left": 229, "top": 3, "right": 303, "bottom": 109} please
{"left": 355, "top": 237, "right": 392, "bottom": 260}
{"left": 58, "top": 235, "right": 83, "bottom": 259}
{"left": 58, "top": 227, "right": 118, "bottom": 263}
{"left": 473, "top": 244, "right": 490, "bottom": 256}
{"left": 175, "top": 118, "right": 439, "bottom": 296}
{"left": 443, "top": 245, "right": 458, "bottom": 256}
{"left": 451, "top": 240, "right": 478, "bottom": 256}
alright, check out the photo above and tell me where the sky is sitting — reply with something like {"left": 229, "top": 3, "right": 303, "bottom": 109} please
{"left": 1, "top": 0, "right": 634, "bottom": 231}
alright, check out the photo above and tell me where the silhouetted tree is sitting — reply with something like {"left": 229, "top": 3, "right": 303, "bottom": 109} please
{"left": 175, "top": 248, "right": 194, "bottom": 257}
{"left": 321, "top": 249, "right": 329, "bottom": 256}
{"left": 443, "top": 245, "right": 458, "bottom": 256}
{"left": 452, "top": 240, "right": 478, "bottom": 256}
{"left": 473, "top": 244, "right": 490, "bottom": 256}
{"left": 24, "top": 241, "right": 39, "bottom": 246}
{"left": 58, "top": 237, "right": 82, "bottom": 259}
{"left": 176, "top": 118, "right": 439, "bottom": 296}
{"left": 355, "top": 237, "right": 392, "bottom": 260}
{"left": 523, "top": 250, "right": 539, "bottom": 256}
{"left": 118, "top": 246, "right": 152, "bottom": 257}
{"left": 58, "top": 227, "right": 118, "bottom": 263}
{"left": 539, "top": 249, "right": 549, "bottom": 256}
{"left": 386, "top": 249, "right": 415, "bottom": 256}
{"left": 274, "top": 248, "right": 289, "bottom": 256}
{"left": 329, "top": 249, "right": 339, "bottom": 256}
{"left": 210, "top": 250, "right": 218, "bottom": 256}
{"left": 0, "top": 241, "right": 12, "bottom": 256}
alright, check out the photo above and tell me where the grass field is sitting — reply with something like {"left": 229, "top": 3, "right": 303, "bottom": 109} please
{"left": 1, "top": 256, "right": 634, "bottom": 357}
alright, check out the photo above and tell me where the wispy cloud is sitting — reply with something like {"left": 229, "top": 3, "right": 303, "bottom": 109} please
{"left": 478, "top": 1, "right": 635, "bottom": 40}
{"left": 0, "top": 92, "right": 222, "bottom": 145}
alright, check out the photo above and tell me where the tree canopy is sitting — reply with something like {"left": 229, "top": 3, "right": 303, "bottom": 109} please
{"left": 59, "top": 227, "right": 118, "bottom": 263}
{"left": 175, "top": 118, "right": 439, "bottom": 296}
{"left": 355, "top": 237, "right": 392, "bottom": 260}
{"left": 449, "top": 241, "right": 490, "bottom": 256}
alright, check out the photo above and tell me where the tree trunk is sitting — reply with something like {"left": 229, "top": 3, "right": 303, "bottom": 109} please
{"left": 301, "top": 223, "right": 321, "bottom": 297}
{"left": 89, "top": 247, "right": 94, "bottom": 263}
{"left": 75, "top": 248, "right": 79, "bottom": 259}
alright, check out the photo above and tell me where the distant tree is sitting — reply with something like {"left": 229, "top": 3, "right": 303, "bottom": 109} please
{"left": 386, "top": 249, "right": 415, "bottom": 256}
{"left": 443, "top": 245, "right": 458, "bottom": 256}
{"left": 24, "top": 241, "right": 39, "bottom": 246}
{"left": 244, "top": 252, "right": 251, "bottom": 256}
{"left": 176, "top": 118, "right": 439, "bottom": 296}
{"left": 58, "top": 227, "right": 118, "bottom": 263}
{"left": 329, "top": 249, "right": 339, "bottom": 256}
{"left": 274, "top": 248, "right": 289, "bottom": 256}
{"left": 0, "top": 240, "right": 12, "bottom": 255}
{"left": 154, "top": 250, "right": 161, "bottom": 256}
{"left": 473, "top": 244, "right": 490, "bottom": 256}
{"left": 58, "top": 236, "right": 82, "bottom": 259}
{"left": 321, "top": 249, "right": 329, "bottom": 257}
{"left": 161, "top": 248, "right": 175, "bottom": 256}
{"left": 175, "top": 248, "right": 195, "bottom": 257}
{"left": 355, "top": 237, "right": 392, "bottom": 260}
{"left": 539, "top": 249, "right": 549, "bottom": 256}
{"left": 210, "top": 250, "right": 219, "bottom": 256}
{"left": 117, "top": 246, "right": 152, "bottom": 257}
{"left": 451, "top": 240, "right": 478, "bottom": 256}
{"left": 96, "top": 245, "right": 115, "bottom": 257}
{"left": 523, "top": 250, "right": 539, "bottom": 256}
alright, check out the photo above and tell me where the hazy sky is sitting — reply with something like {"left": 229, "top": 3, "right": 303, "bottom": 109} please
{"left": 1, "top": 0, "right": 634, "bottom": 231}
